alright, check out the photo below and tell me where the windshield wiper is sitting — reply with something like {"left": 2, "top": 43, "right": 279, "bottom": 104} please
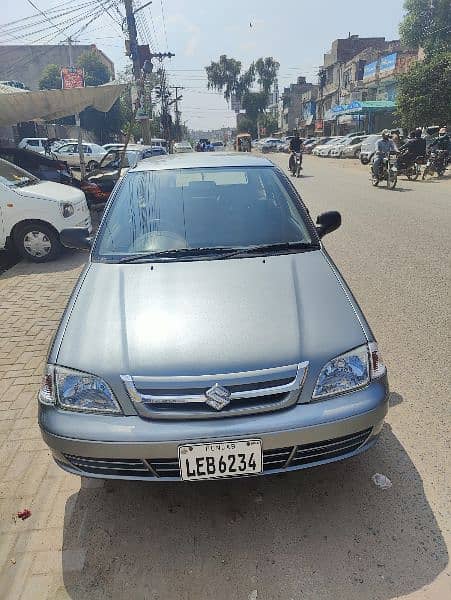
{"left": 225, "top": 241, "right": 319, "bottom": 257}
{"left": 117, "top": 247, "right": 243, "bottom": 263}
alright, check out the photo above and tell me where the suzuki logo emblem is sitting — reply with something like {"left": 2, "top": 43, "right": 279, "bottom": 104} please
{"left": 205, "top": 383, "right": 231, "bottom": 411}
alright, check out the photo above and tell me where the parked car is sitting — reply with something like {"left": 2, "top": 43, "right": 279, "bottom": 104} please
{"left": 303, "top": 137, "right": 330, "bottom": 154}
{"left": 40, "top": 152, "right": 388, "bottom": 482}
{"left": 79, "top": 149, "right": 144, "bottom": 207}
{"left": 261, "top": 138, "right": 284, "bottom": 153}
{"left": 103, "top": 143, "right": 124, "bottom": 152}
{"left": 330, "top": 136, "right": 368, "bottom": 159}
{"left": 0, "top": 158, "right": 91, "bottom": 262}
{"left": 0, "top": 147, "right": 74, "bottom": 185}
{"left": 18, "top": 137, "right": 48, "bottom": 154}
{"left": 359, "top": 135, "right": 381, "bottom": 164}
{"left": 174, "top": 142, "right": 194, "bottom": 153}
{"left": 53, "top": 142, "right": 107, "bottom": 170}
{"left": 212, "top": 141, "right": 225, "bottom": 150}
{"left": 313, "top": 137, "right": 345, "bottom": 157}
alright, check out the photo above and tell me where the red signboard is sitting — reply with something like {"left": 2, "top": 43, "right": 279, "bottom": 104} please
{"left": 61, "top": 67, "right": 84, "bottom": 89}
{"left": 315, "top": 119, "right": 324, "bottom": 131}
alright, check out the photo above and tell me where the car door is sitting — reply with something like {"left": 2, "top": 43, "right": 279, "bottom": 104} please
{"left": 56, "top": 144, "right": 78, "bottom": 166}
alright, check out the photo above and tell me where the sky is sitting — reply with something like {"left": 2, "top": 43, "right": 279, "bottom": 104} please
{"left": 1, "top": 0, "right": 406, "bottom": 130}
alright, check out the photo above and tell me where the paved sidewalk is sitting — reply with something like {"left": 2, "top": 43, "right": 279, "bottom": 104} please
{"left": 0, "top": 252, "right": 87, "bottom": 600}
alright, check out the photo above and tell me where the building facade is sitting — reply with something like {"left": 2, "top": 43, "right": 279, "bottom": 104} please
{"left": 0, "top": 44, "right": 114, "bottom": 91}
{"left": 280, "top": 76, "right": 316, "bottom": 133}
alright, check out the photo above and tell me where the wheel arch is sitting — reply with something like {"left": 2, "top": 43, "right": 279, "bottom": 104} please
{"left": 11, "top": 219, "right": 59, "bottom": 246}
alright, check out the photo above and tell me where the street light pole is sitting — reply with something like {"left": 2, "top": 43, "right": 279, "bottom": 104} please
{"left": 66, "top": 36, "right": 86, "bottom": 180}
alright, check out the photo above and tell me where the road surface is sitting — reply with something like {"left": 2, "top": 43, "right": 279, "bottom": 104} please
{"left": 0, "top": 154, "right": 449, "bottom": 600}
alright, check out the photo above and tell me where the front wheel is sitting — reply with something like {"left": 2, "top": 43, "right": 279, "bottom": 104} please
{"left": 422, "top": 165, "right": 432, "bottom": 180}
{"left": 14, "top": 223, "right": 62, "bottom": 262}
{"left": 360, "top": 156, "right": 369, "bottom": 165}
{"left": 371, "top": 173, "right": 380, "bottom": 186}
{"left": 387, "top": 170, "right": 397, "bottom": 189}
{"left": 87, "top": 160, "right": 98, "bottom": 171}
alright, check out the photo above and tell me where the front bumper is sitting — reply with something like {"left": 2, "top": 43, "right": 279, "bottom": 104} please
{"left": 40, "top": 377, "right": 388, "bottom": 481}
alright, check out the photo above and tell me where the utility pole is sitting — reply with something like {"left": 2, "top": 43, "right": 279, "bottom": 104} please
{"left": 170, "top": 86, "right": 184, "bottom": 141}
{"left": 123, "top": 0, "right": 174, "bottom": 144}
{"left": 66, "top": 36, "right": 87, "bottom": 179}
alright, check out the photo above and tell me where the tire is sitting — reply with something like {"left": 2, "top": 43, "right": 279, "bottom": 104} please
{"left": 87, "top": 160, "right": 98, "bottom": 171}
{"left": 387, "top": 170, "right": 397, "bottom": 189}
{"left": 422, "top": 166, "right": 431, "bottom": 180}
{"left": 14, "top": 222, "right": 62, "bottom": 263}
{"left": 360, "top": 156, "right": 369, "bottom": 165}
{"left": 407, "top": 165, "right": 420, "bottom": 181}
{"left": 371, "top": 174, "right": 380, "bottom": 186}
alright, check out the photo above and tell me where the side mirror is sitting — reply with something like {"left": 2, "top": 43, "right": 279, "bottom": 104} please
{"left": 60, "top": 228, "right": 92, "bottom": 250}
{"left": 316, "top": 211, "right": 341, "bottom": 238}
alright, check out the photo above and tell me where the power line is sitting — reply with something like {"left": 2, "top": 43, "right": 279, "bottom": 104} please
{"left": 159, "top": 0, "right": 168, "bottom": 51}
{"left": 94, "top": 0, "right": 123, "bottom": 30}
{"left": 24, "top": 0, "right": 68, "bottom": 37}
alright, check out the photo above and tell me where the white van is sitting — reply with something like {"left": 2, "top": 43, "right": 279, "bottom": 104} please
{"left": 18, "top": 137, "right": 48, "bottom": 154}
{"left": 151, "top": 138, "right": 167, "bottom": 149}
{"left": 0, "top": 159, "right": 91, "bottom": 262}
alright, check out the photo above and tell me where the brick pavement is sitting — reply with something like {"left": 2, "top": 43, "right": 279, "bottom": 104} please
{"left": 0, "top": 252, "right": 88, "bottom": 600}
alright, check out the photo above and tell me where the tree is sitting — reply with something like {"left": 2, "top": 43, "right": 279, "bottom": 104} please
{"left": 76, "top": 51, "right": 110, "bottom": 86}
{"left": 259, "top": 113, "right": 279, "bottom": 136}
{"left": 254, "top": 57, "right": 280, "bottom": 95}
{"left": 396, "top": 52, "right": 451, "bottom": 128}
{"left": 205, "top": 55, "right": 255, "bottom": 103}
{"left": 399, "top": 0, "right": 451, "bottom": 55}
{"left": 38, "top": 64, "right": 61, "bottom": 90}
{"left": 241, "top": 91, "right": 267, "bottom": 123}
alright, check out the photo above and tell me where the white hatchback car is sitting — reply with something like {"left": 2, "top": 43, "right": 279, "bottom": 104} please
{"left": 0, "top": 158, "right": 91, "bottom": 262}
{"left": 53, "top": 142, "right": 107, "bottom": 170}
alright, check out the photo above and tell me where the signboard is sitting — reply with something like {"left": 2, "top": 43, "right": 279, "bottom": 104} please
{"left": 61, "top": 67, "right": 84, "bottom": 89}
{"left": 379, "top": 53, "right": 397, "bottom": 75}
{"left": 315, "top": 119, "right": 323, "bottom": 131}
{"left": 331, "top": 100, "right": 362, "bottom": 114}
{"left": 363, "top": 61, "right": 377, "bottom": 80}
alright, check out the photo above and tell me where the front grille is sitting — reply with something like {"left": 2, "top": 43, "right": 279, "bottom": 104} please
{"left": 63, "top": 428, "right": 372, "bottom": 480}
{"left": 121, "top": 362, "right": 308, "bottom": 420}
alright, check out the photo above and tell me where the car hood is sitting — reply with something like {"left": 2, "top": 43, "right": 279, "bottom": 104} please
{"left": 86, "top": 167, "right": 128, "bottom": 181}
{"left": 15, "top": 180, "right": 86, "bottom": 203}
{"left": 57, "top": 251, "right": 367, "bottom": 378}
{"left": 57, "top": 250, "right": 366, "bottom": 378}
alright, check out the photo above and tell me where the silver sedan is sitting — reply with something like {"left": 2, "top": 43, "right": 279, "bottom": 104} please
{"left": 39, "top": 153, "right": 389, "bottom": 482}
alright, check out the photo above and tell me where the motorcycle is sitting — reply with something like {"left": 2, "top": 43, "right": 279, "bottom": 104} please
{"left": 396, "top": 154, "right": 425, "bottom": 180}
{"left": 422, "top": 149, "right": 448, "bottom": 179}
{"left": 371, "top": 152, "right": 397, "bottom": 189}
{"left": 290, "top": 152, "right": 302, "bottom": 177}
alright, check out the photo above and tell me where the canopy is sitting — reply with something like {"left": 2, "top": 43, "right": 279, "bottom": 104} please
{"left": 0, "top": 83, "right": 126, "bottom": 126}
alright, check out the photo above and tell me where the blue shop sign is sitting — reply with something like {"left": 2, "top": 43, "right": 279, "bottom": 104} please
{"left": 380, "top": 53, "right": 397, "bottom": 73}
{"left": 331, "top": 100, "right": 361, "bottom": 114}
{"left": 363, "top": 61, "right": 377, "bottom": 79}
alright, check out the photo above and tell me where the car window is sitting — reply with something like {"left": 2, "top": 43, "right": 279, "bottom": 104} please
{"left": 0, "top": 158, "right": 39, "bottom": 187}
{"left": 58, "top": 144, "right": 76, "bottom": 153}
{"left": 27, "top": 140, "right": 40, "bottom": 147}
{"left": 94, "top": 166, "right": 313, "bottom": 259}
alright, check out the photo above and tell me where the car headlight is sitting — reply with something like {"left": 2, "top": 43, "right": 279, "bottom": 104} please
{"left": 313, "top": 345, "right": 373, "bottom": 400}
{"left": 61, "top": 202, "right": 75, "bottom": 218}
{"left": 38, "top": 365, "right": 121, "bottom": 414}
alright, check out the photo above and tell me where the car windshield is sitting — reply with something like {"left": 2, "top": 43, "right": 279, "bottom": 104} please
{"left": 0, "top": 159, "right": 39, "bottom": 187}
{"left": 94, "top": 166, "right": 314, "bottom": 261}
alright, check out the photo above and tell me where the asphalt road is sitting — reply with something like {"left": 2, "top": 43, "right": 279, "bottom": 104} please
{"left": 62, "top": 154, "right": 450, "bottom": 600}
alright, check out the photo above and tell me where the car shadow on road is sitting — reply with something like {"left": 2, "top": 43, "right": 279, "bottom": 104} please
{"left": 0, "top": 249, "right": 88, "bottom": 280}
{"left": 61, "top": 424, "right": 447, "bottom": 600}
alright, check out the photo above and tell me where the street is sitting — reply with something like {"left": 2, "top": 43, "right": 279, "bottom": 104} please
{"left": 0, "top": 155, "right": 450, "bottom": 600}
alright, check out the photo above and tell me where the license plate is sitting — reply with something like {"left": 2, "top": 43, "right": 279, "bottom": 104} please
{"left": 178, "top": 439, "right": 262, "bottom": 481}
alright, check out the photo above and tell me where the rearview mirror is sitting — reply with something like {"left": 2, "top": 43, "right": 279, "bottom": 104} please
{"left": 316, "top": 211, "right": 341, "bottom": 238}
{"left": 60, "top": 228, "right": 92, "bottom": 250}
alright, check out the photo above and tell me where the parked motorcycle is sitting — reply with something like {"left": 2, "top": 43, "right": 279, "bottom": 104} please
{"left": 371, "top": 152, "right": 397, "bottom": 189}
{"left": 290, "top": 152, "right": 302, "bottom": 177}
{"left": 422, "top": 149, "right": 448, "bottom": 179}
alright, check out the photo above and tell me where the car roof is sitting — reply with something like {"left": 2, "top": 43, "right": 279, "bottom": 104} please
{"left": 134, "top": 152, "right": 273, "bottom": 171}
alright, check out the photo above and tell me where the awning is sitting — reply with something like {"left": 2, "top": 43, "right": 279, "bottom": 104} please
{"left": 343, "top": 100, "right": 396, "bottom": 115}
{"left": 0, "top": 83, "right": 126, "bottom": 126}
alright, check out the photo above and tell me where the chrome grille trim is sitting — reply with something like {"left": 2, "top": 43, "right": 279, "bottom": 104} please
{"left": 121, "top": 361, "right": 308, "bottom": 420}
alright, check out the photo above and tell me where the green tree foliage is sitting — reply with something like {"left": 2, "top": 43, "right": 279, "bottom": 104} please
{"left": 259, "top": 113, "right": 279, "bottom": 136}
{"left": 399, "top": 0, "right": 451, "bottom": 54}
{"left": 241, "top": 91, "right": 268, "bottom": 122}
{"left": 396, "top": 52, "right": 451, "bottom": 128}
{"left": 38, "top": 64, "right": 61, "bottom": 90}
{"left": 237, "top": 116, "right": 255, "bottom": 136}
{"left": 205, "top": 55, "right": 245, "bottom": 101}
{"left": 76, "top": 51, "right": 110, "bottom": 86}
{"left": 255, "top": 57, "right": 280, "bottom": 94}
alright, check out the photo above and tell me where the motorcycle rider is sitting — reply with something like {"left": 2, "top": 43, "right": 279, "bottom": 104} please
{"left": 289, "top": 131, "right": 303, "bottom": 174}
{"left": 372, "top": 129, "right": 398, "bottom": 177}
{"left": 396, "top": 129, "right": 426, "bottom": 172}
